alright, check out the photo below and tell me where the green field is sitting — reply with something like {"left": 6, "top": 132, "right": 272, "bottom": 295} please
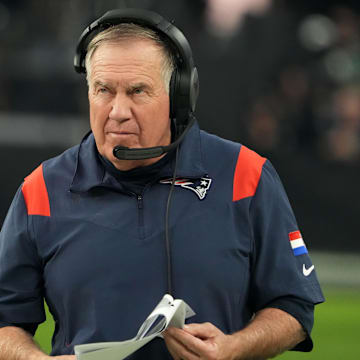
{"left": 34, "top": 287, "right": 360, "bottom": 358}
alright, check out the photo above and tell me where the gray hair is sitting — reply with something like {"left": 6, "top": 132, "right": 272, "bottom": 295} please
{"left": 85, "top": 23, "right": 175, "bottom": 93}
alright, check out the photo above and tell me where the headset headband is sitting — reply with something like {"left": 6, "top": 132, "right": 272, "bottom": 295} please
{"left": 74, "top": 8, "right": 194, "bottom": 75}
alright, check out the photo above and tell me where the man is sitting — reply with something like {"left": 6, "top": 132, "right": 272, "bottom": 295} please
{"left": 0, "top": 8, "right": 324, "bottom": 360}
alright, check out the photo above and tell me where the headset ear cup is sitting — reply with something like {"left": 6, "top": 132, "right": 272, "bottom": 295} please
{"left": 190, "top": 67, "right": 199, "bottom": 113}
{"left": 169, "top": 69, "right": 178, "bottom": 120}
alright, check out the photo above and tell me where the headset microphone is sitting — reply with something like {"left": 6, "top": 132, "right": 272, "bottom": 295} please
{"left": 113, "top": 115, "right": 195, "bottom": 160}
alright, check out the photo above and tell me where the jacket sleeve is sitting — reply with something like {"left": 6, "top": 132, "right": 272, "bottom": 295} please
{"left": 248, "top": 160, "right": 324, "bottom": 350}
{"left": 0, "top": 185, "right": 45, "bottom": 327}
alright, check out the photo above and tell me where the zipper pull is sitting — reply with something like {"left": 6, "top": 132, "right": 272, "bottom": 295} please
{"left": 137, "top": 194, "right": 143, "bottom": 209}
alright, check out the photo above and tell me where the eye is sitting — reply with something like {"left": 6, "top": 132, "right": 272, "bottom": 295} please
{"left": 132, "top": 87, "right": 144, "bottom": 95}
{"left": 98, "top": 87, "right": 108, "bottom": 94}
{"left": 93, "top": 84, "right": 111, "bottom": 95}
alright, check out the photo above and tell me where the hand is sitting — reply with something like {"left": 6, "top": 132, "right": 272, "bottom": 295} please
{"left": 163, "top": 322, "right": 236, "bottom": 360}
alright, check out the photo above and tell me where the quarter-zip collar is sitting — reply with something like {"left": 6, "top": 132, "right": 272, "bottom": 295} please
{"left": 70, "top": 121, "right": 207, "bottom": 193}
{"left": 98, "top": 150, "right": 175, "bottom": 195}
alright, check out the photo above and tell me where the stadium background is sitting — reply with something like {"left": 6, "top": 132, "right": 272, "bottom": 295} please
{"left": 0, "top": 0, "right": 359, "bottom": 358}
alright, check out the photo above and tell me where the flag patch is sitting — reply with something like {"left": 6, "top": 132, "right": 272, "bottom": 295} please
{"left": 289, "top": 231, "right": 308, "bottom": 256}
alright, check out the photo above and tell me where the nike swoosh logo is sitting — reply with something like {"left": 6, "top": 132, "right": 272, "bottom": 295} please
{"left": 303, "top": 264, "right": 315, "bottom": 276}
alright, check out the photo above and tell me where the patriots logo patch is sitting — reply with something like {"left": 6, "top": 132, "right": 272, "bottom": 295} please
{"left": 159, "top": 177, "right": 212, "bottom": 200}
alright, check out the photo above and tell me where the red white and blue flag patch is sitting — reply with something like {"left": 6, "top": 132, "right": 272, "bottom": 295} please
{"left": 289, "top": 231, "right": 308, "bottom": 256}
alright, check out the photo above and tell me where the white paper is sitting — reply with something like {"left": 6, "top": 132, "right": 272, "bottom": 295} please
{"left": 74, "top": 294, "right": 195, "bottom": 360}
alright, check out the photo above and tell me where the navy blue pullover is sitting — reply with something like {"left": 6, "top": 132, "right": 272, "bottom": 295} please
{"left": 0, "top": 122, "right": 324, "bottom": 357}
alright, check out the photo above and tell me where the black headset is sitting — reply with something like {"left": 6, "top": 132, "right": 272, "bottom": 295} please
{"left": 74, "top": 8, "right": 199, "bottom": 160}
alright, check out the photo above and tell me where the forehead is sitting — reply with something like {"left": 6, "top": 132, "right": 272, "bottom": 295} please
{"left": 90, "top": 39, "right": 164, "bottom": 77}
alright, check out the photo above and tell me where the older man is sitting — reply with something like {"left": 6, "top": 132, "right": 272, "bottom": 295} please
{"left": 0, "top": 8, "right": 323, "bottom": 360}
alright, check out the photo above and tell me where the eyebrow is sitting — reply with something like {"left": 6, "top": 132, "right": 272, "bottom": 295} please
{"left": 128, "top": 82, "right": 150, "bottom": 90}
{"left": 93, "top": 80, "right": 112, "bottom": 89}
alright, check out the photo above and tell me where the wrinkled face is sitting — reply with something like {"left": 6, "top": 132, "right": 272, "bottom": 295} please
{"left": 88, "top": 39, "right": 171, "bottom": 170}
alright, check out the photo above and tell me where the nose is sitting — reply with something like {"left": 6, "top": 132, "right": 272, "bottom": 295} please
{"left": 109, "top": 93, "right": 132, "bottom": 122}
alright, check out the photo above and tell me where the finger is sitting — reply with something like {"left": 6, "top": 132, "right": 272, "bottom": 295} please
{"left": 183, "top": 322, "right": 221, "bottom": 339}
{"left": 164, "top": 337, "right": 182, "bottom": 360}
{"left": 166, "top": 327, "right": 213, "bottom": 356}
{"left": 164, "top": 330, "right": 200, "bottom": 360}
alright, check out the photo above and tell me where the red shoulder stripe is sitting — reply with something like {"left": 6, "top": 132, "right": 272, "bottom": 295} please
{"left": 233, "top": 146, "right": 266, "bottom": 202}
{"left": 22, "top": 164, "right": 51, "bottom": 216}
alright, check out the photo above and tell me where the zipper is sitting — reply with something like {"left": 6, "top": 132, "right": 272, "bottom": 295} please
{"left": 136, "top": 194, "right": 145, "bottom": 239}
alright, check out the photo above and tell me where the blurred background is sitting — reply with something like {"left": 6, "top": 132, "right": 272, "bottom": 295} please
{"left": 0, "top": 0, "right": 359, "bottom": 358}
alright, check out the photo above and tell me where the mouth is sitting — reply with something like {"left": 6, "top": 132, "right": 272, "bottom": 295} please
{"left": 107, "top": 131, "right": 137, "bottom": 137}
